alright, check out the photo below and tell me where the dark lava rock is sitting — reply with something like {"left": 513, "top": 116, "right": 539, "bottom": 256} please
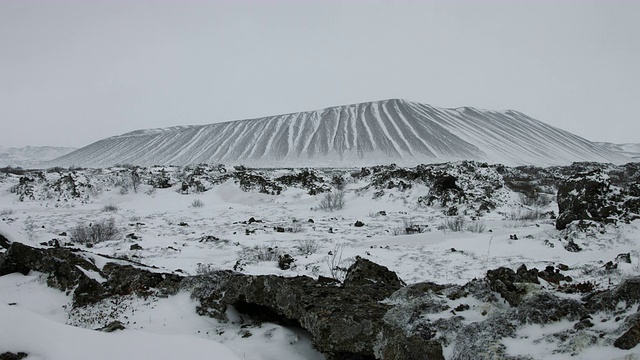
{"left": 278, "top": 254, "right": 295, "bottom": 270}
{"left": 616, "top": 253, "right": 632, "bottom": 264}
{"left": 564, "top": 239, "right": 582, "bottom": 252}
{"left": 100, "top": 320, "right": 126, "bottom": 332}
{"left": 102, "top": 262, "right": 182, "bottom": 298}
{"left": 515, "top": 292, "right": 586, "bottom": 325}
{"left": 538, "top": 265, "right": 572, "bottom": 284}
{"left": 0, "top": 234, "right": 11, "bottom": 249}
{"left": 556, "top": 170, "right": 621, "bottom": 230}
{"left": 451, "top": 314, "right": 517, "bottom": 360}
{"left": 354, "top": 220, "right": 365, "bottom": 227}
{"left": 0, "top": 242, "right": 108, "bottom": 306}
{"left": 0, "top": 353, "right": 28, "bottom": 360}
{"left": 487, "top": 266, "right": 539, "bottom": 307}
{"left": 614, "top": 315, "right": 640, "bottom": 349}
{"left": 0, "top": 242, "right": 183, "bottom": 307}
{"left": 188, "top": 258, "right": 434, "bottom": 360}
{"left": 343, "top": 256, "right": 406, "bottom": 301}
{"left": 586, "top": 276, "right": 640, "bottom": 312}
{"left": 190, "top": 272, "right": 393, "bottom": 359}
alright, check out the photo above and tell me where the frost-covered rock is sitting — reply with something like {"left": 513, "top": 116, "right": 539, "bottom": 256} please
{"left": 188, "top": 258, "right": 444, "bottom": 360}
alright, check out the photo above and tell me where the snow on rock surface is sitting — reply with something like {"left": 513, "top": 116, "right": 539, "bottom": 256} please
{"left": 43, "top": 99, "right": 631, "bottom": 168}
{"left": 2, "top": 161, "right": 640, "bottom": 359}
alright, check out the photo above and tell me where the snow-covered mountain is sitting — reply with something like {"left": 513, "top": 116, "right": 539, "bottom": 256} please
{"left": 595, "top": 142, "right": 640, "bottom": 161}
{"left": 45, "top": 99, "right": 630, "bottom": 168}
{"left": 0, "top": 146, "right": 76, "bottom": 168}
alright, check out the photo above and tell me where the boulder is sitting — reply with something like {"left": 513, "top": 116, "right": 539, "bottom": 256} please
{"left": 614, "top": 314, "right": 640, "bottom": 350}
{"left": 188, "top": 258, "right": 435, "bottom": 360}
{"left": 586, "top": 276, "right": 640, "bottom": 312}
{"left": 343, "top": 256, "right": 406, "bottom": 300}
{"left": 277, "top": 254, "right": 295, "bottom": 270}
{"left": 486, "top": 266, "right": 539, "bottom": 306}
{"left": 556, "top": 170, "right": 621, "bottom": 230}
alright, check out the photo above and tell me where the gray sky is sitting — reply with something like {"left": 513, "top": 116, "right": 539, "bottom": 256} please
{"left": 1, "top": 0, "right": 639, "bottom": 148}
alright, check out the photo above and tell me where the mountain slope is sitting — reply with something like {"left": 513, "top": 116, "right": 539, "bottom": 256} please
{"left": 44, "top": 99, "right": 631, "bottom": 168}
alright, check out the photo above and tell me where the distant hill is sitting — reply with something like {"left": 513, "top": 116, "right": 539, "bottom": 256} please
{"left": 594, "top": 142, "right": 640, "bottom": 161}
{"left": 45, "top": 99, "right": 630, "bottom": 168}
{"left": 0, "top": 146, "right": 76, "bottom": 168}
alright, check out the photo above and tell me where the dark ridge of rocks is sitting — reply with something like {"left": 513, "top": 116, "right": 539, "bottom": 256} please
{"left": 4, "top": 242, "right": 640, "bottom": 359}
{"left": 101, "top": 262, "right": 182, "bottom": 298}
{"left": 585, "top": 277, "right": 640, "bottom": 312}
{"left": 614, "top": 314, "right": 640, "bottom": 350}
{"left": 555, "top": 168, "right": 640, "bottom": 230}
{"left": 486, "top": 266, "right": 539, "bottom": 306}
{"left": 556, "top": 170, "right": 616, "bottom": 230}
{"left": 99, "top": 320, "right": 126, "bottom": 332}
{"left": 0, "top": 234, "right": 10, "bottom": 249}
{"left": 0, "top": 353, "right": 28, "bottom": 360}
{"left": 187, "top": 269, "right": 418, "bottom": 359}
{"left": 0, "top": 242, "right": 183, "bottom": 307}
{"left": 514, "top": 292, "right": 586, "bottom": 325}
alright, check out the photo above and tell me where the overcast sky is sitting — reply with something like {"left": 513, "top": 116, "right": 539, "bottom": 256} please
{"left": 1, "top": 0, "right": 639, "bottom": 148}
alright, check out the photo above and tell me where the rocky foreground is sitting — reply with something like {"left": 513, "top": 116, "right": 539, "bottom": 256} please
{"left": 1, "top": 237, "right": 639, "bottom": 360}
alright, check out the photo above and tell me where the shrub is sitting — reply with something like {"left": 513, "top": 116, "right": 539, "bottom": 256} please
{"left": 70, "top": 218, "right": 120, "bottom": 245}
{"left": 439, "top": 216, "right": 466, "bottom": 232}
{"left": 318, "top": 190, "right": 345, "bottom": 211}
{"left": 195, "top": 263, "right": 216, "bottom": 275}
{"left": 191, "top": 199, "right": 204, "bottom": 208}
{"left": 101, "top": 204, "right": 119, "bottom": 212}
{"left": 518, "top": 192, "right": 552, "bottom": 207}
{"left": 466, "top": 221, "right": 487, "bottom": 233}
{"left": 295, "top": 239, "right": 319, "bottom": 255}
{"left": 290, "top": 219, "right": 305, "bottom": 233}
{"left": 325, "top": 244, "right": 347, "bottom": 281}
{"left": 242, "top": 244, "right": 282, "bottom": 262}
{"left": 507, "top": 208, "right": 545, "bottom": 221}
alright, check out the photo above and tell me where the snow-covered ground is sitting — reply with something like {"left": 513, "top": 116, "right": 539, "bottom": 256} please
{"left": 1, "top": 164, "right": 639, "bottom": 359}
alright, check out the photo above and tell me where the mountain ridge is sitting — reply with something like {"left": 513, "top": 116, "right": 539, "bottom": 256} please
{"left": 44, "top": 99, "right": 631, "bottom": 168}
{"left": 1, "top": 146, "right": 77, "bottom": 168}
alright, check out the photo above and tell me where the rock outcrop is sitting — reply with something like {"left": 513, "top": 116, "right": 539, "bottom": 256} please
{"left": 556, "top": 169, "right": 640, "bottom": 230}
{"left": 3, "top": 242, "right": 640, "bottom": 358}
{"left": 188, "top": 257, "right": 440, "bottom": 360}
{"left": 0, "top": 242, "right": 182, "bottom": 307}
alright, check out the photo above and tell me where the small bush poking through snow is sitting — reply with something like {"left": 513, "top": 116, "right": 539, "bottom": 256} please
{"left": 466, "top": 221, "right": 487, "bottom": 233}
{"left": 325, "top": 243, "right": 348, "bottom": 281}
{"left": 318, "top": 190, "right": 345, "bottom": 211}
{"left": 507, "top": 208, "right": 545, "bottom": 221}
{"left": 195, "top": 262, "right": 216, "bottom": 275}
{"left": 101, "top": 204, "right": 119, "bottom": 212}
{"left": 70, "top": 218, "right": 120, "bottom": 245}
{"left": 439, "top": 216, "right": 466, "bottom": 232}
{"left": 295, "top": 238, "right": 320, "bottom": 255}
{"left": 242, "top": 244, "right": 282, "bottom": 262}
{"left": 191, "top": 199, "right": 204, "bottom": 208}
{"left": 290, "top": 219, "right": 305, "bottom": 233}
